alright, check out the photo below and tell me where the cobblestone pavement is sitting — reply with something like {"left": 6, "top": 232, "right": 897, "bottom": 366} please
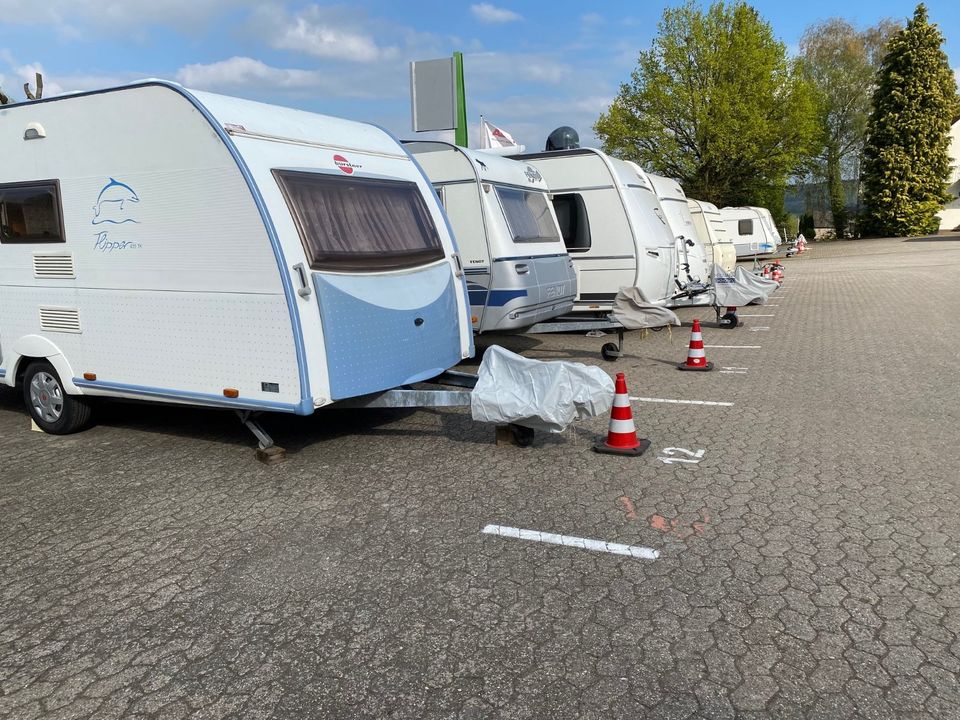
{"left": 2, "top": 237, "right": 960, "bottom": 719}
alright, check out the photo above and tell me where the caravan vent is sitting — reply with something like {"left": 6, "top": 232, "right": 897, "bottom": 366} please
{"left": 39, "top": 307, "right": 81, "bottom": 334}
{"left": 33, "top": 253, "right": 75, "bottom": 279}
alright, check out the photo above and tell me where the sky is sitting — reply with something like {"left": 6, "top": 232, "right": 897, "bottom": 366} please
{"left": 1, "top": 1, "right": 957, "bottom": 150}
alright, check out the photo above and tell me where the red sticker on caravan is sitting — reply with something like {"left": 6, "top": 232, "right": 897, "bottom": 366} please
{"left": 334, "top": 154, "right": 360, "bottom": 174}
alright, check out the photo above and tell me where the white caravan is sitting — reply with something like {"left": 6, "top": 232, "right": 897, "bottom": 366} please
{"left": 721, "top": 206, "right": 782, "bottom": 258}
{"left": 0, "top": 81, "right": 473, "bottom": 435}
{"left": 688, "top": 199, "right": 737, "bottom": 274}
{"left": 645, "top": 172, "right": 712, "bottom": 287}
{"left": 511, "top": 149, "right": 676, "bottom": 313}
{"left": 403, "top": 141, "right": 576, "bottom": 333}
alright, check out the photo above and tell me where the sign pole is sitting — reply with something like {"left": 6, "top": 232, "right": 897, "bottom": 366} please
{"left": 454, "top": 51, "right": 468, "bottom": 148}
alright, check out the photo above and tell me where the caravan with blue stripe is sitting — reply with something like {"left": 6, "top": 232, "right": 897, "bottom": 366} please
{"left": 405, "top": 141, "right": 576, "bottom": 333}
{"left": 0, "top": 81, "right": 473, "bottom": 437}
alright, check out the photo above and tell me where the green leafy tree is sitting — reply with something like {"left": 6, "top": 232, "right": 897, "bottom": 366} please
{"left": 595, "top": 1, "right": 818, "bottom": 216}
{"left": 800, "top": 19, "right": 900, "bottom": 237}
{"left": 861, "top": 4, "right": 960, "bottom": 236}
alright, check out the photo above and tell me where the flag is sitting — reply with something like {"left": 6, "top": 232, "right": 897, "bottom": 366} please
{"left": 480, "top": 118, "right": 519, "bottom": 149}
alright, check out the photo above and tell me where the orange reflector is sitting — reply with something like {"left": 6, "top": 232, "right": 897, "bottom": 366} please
{"left": 223, "top": 388, "right": 239, "bottom": 398}
{"left": 82, "top": 372, "right": 97, "bottom": 381}
{"left": 471, "top": 315, "right": 479, "bottom": 323}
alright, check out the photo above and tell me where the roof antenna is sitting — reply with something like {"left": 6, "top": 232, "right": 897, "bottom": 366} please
{"left": 23, "top": 72, "right": 43, "bottom": 101}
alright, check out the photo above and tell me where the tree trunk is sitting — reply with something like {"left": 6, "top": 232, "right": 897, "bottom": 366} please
{"left": 826, "top": 145, "right": 847, "bottom": 237}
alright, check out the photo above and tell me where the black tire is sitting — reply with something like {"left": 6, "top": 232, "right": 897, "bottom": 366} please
{"left": 719, "top": 312, "right": 739, "bottom": 329}
{"left": 600, "top": 342, "right": 621, "bottom": 361}
{"left": 21, "top": 361, "right": 93, "bottom": 434}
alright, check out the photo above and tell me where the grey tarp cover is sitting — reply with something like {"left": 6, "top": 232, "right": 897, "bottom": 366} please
{"left": 713, "top": 264, "right": 779, "bottom": 306}
{"left": 611, "top": 287, "right": 681, "bottom": 329}
{"left": 471, "top": 345, "right": 614, "bottom": 433}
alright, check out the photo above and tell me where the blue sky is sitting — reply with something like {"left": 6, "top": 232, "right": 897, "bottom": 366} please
{"left": 1, "top": 1, "right": 957, "bottom": 149}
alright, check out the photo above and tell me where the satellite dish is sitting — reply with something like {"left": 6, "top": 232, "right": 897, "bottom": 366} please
{"left": 546, "top": 126, "right": 580, "bottom": 151}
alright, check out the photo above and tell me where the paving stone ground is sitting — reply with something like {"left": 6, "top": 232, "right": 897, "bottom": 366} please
{"left": 2, "top": 236, "right": 960, "bottom": 719}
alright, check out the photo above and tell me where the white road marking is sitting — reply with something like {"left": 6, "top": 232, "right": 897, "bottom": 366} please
{"left": 629, "top": 396, "right": 734, "bottom": 407}
{"left": 720, "top": 370, "right": 747, "bottom": 374}
{"left": 705, "top": 345, "right": 761, "bottom": 349}
{"left": 749, "top": 327, "right": 770, "bottom": 332}
{"left": 721, "top": 366, "right": 748, "bottom": 370}
{"left": 658, "top": 447, "right": 705, "bottom": 465}
{"left": 482, "top": 524, "right": 659, "bottom": 560}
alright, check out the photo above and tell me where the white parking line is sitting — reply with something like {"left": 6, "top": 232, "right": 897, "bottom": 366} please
{"left": 720, "top": 370, "right": 747, "bottom": 374}
{"left": 721, "top": 366, "right": 749, "bottom": 370}
{"left": 749, "top": 327, "right": 770, "bottom": 332}
{"left": 482, "top": 524, "right": 659, "bottom": 560}
{"left": 630, "top": 396, "right": 734, "bottom": 407}
{"left": 705, "top": 345, "right": 761, "bottom": 349}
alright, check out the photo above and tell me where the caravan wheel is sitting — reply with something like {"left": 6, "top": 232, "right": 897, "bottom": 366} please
{"left": 719, "top": 312, "right": 739, "bottom": 329}
{"left": 22, "top": 362, "right": 93, "bottom": 434}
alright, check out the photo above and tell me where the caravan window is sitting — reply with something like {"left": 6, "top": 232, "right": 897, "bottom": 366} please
{"left": 0, "top": 181, "right": 64, "bottom": 244}
{"left": 495, "top": 187, "right": 562, "bottom": 244}
{"left": 738, "top": 219, "right": 754, "bottom": 235}
{"left": 552, "top": 193, "right": 591, "bottom": 252}
{"left": 274, "top": 170, "right": 444, "bottom": 272}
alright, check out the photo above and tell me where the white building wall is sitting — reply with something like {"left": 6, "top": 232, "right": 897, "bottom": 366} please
{"left": 938, "top": 120, "right": 960, "bottom": 232}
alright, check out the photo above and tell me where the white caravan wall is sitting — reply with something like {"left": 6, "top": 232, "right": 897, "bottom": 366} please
{"left": 0, "top": 85, "right": 300, "bottom": 406}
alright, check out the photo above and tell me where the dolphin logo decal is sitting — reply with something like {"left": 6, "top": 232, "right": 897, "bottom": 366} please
{"left": 92, "top": 178, "right": 140, "bottom": 225}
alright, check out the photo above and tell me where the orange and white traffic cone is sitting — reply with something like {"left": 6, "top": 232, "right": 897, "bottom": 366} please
{"left": 677, "top": 319, "right": 714, "bottom": 371}
{"left": 594, "top": 372, "right": 650, "bottom": 456}
{"left": 772, "top": 262, "right": 784, "bottom": 285}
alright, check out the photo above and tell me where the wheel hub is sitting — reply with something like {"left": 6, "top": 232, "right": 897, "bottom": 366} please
{"left": 30, "top": 372, "right": 64, "bottom": 423}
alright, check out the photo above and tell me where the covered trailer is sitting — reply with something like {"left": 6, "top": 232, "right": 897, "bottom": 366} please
{"left": 0, "top": 81, "right": 474, "bottom": 438}
{"left": 511, "top": 148, "right": 676, "bottom": 313}
{"left": 721, "top": 206, "right": 781, "bottom": 259}
{"left": 403, "top": 141, "right": 575, "bottom": 333}
{"left": 688, "top": 199, "right": 737, "bottom": 274}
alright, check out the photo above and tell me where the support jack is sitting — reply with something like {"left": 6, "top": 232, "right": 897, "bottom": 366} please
{"left": 236, "top": 410, "right": 287, "bottom": 464}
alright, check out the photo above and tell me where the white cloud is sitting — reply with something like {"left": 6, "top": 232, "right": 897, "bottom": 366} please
{"left": 176, "top": 56, "right": 322, "bottom": 90}
{"left": 470, "top": 3, "right": 522, "bottom": 24}
{"left": 174, "top": 56, "right": 402, "bottom": 100}
{"left": 581, "top": 13, "right": 604, "bottom": 26}
{"left": 264, "top": 6, "right": 393, "bottom": 63}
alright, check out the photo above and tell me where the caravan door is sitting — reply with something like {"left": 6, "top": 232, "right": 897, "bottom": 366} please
{"left": 274, "top": 170, "right": 463, "bottom": 401}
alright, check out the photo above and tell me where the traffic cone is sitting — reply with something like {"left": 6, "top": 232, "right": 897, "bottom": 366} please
{"left": 594, "top": 373, "right": 650, "bottom": 456}
{"left": 677, "top": 319, "right": 714, "bottom": 371}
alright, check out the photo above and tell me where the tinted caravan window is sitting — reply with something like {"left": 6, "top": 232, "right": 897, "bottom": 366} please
{"left": 0, "top": 181, "right": 64, "bottom": 244}
{"left": 495, "top": 187, "right": 562, "bottom": 243}
{"left": 738, "top": 218, "right": 754, "bottom": 235}
{"left": 274, "top": 170, "right": 444, "bottom": 272}
{"left": 552, "top": 193, "right": 591, "bottom": 252}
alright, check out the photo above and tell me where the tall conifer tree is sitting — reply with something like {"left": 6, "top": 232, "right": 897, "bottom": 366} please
{"left": 861, "top": 4, "right": 959, "bottom": 236}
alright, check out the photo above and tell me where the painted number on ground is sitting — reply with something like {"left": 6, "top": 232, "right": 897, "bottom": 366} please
{"left": 658, "top": 447, "right": 705, "bottom": 464}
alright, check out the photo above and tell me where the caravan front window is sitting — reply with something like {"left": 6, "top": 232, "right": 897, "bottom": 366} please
{"left": 274, "top": 170, "right": 445, "bottom": 272}
{"left": 738, "top": 219, "right": 754, "bottom": 235}
{"left": 0, "top": 181, "right": 64, "bottom": 244}
{"left": 495, "top": 187, "right": 562, "bottom": 244}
